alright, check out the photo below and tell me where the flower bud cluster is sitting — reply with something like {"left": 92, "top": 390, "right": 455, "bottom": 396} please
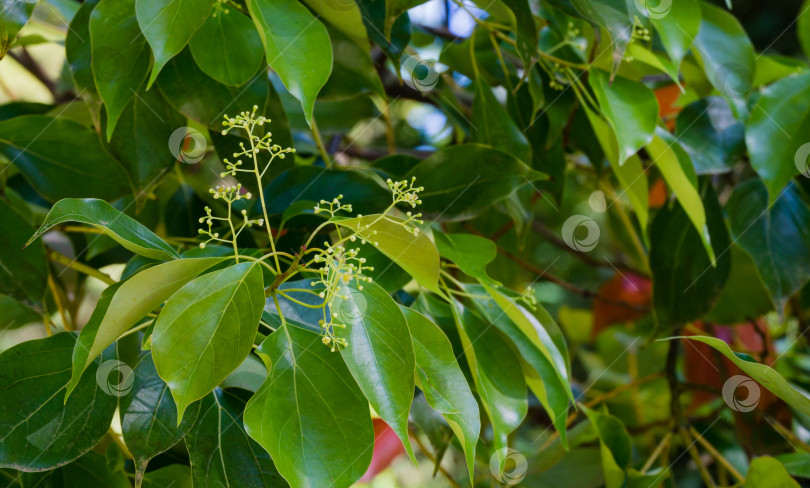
{"left": 314, "top": 194, "right": 353, "bottom": 218}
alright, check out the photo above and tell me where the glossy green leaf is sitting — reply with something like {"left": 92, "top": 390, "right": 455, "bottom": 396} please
{"left": 676, "top": 336, "right": 810, "bottom": 418}
{"left": 472, "top": 78, "right": 531, "bottom": 165}
{"left": 0, "top": 1, "right": 34, "bottom": 59}
{"left": 650, "top": 180, "right": 730, "bottom": 327}
{"left": 28, "top": 198, "right": 180, "bottom": 262}
{"left": 56, "top": 449, "right": 131, "bottom": 488}
{"left": 90, "top": 0, "right": 152, "bottom": 140}
{"left": 334, "top": 214, "right": 441, "bottom": 294}
{"left": 189, "top": 7, "right": 264, "bottom": 86}
{"left": 744, "top": 456, "right": 800, "bottom": 488}
{"left": 433, "top": 231, "right": 498, "bottom": 284}
{"left": 0, "top": 333, "right": 117, "bottom": 471}
{"left": 332, "top": 282, "right": 416, "bottom": 461}
{"left": 65, "top": 0, "right": 103, "bottom": 125}
{"left": 302, "top": 0, "right": 369, "bottom": 44}
{"left": 0, "top": 294, "right": 41, "bottom": 330}
{"left": 404, "top": 144, "right": 548, "bottom": 221}
{"left": 646, "top": 128, "right": 714, "bottom": 262}
{"left": 187, "top": 389, "right": 285, "bottom": 487}
{"left": 247, "top": 0, "right": 333, "bottom": 124}
{"left": 244, "top": 324, "right": 374, "bottom": 487}
{"left": 675, "top": 96, "right": 745, "bottom": 174}
{"left": 746, "top": 71, "right": 810, "bottom": 201}
{"left": 451, "top": 302, "right": 527, "bottom": 452}
{"left": 693, "top": 2, "right": 755, "bottom": 110}
{"left": 401, "top": 307, "right": 479, "bottom": 478}
{"left": 152, "top": 262, "right": 265, "bottom": 421}
{"left": 220, "top": 354, "right": 266, "bottom": 392}
{"left": 136, "top": 0, "right": 214, "bottom": 88}
{"left": 727, "top": 179, "right": 810, "bottom": 311}
{"left": 0, "top": 197, "right": 47, "bottom": 304}
{"left": 65, "top": 258, "right": 224, "bottom": 398}
{"left": 0, "top": 116, "right": 131, "bottom": 201}
{"left": 568, "top": 0, "right": 629, "bottom": 73}
{"left": 649, "top": 0, "right": 700, "bottom": 67}
{"left": 120, "top": 354, "right": 201, "bottom": 485}
{"left": 589, "top": 70, "right": 658, "bottom": 165}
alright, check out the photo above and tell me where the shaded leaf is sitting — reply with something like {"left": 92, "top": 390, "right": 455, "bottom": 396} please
{"left": 433, "top": 231, "right": 498, "bottom": 284}
{"left": 675, "top": 96, "right": 745, "bottom": 175}
{"left": 0, "top": 197, "right": 47, "bottom": 303}
{"left": 189, "top": 7, "right": 264, "bottom": 86}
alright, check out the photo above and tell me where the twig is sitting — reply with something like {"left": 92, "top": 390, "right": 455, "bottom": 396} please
{"left": 679, "top": 427, "right": 717, "bottom": 488}
{"left": 410, "top": 432, "right": 463, "bottom": 488}
{"left": 48, "top": 249, "right": 116, "bottom": 285}
{"left": 688, "top": 426, "right": 744, "bottom": 483}
{"left": 641, "top": 432, "right": 672, "bottom": 474}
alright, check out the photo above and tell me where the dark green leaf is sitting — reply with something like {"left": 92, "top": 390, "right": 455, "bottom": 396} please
{"left": 189, "top": 7, "right": 264, "bottom": 86}
{"left": 568, "top": 0, "right": 630, "bottom": 73}
{"left": 0, "top": 197, "right": 47, "bottom": 303}
{"left": 0, "top": 333, "right": 117, "bottom": 471}
{"left": 244, "top": 324, "right": 373, "bottom": 487}
{"left": 142, "top": 464, "right": 193, "bottom": 488}
{"left": 152, "top": 262, "right": 265, "bottom": 421}
{"left": 705, "top": 245, "right": 773, "bottom": 324}
{"left": 0, "top": 294, "right": 41, "bottom": 330}
{"left": 675, "top": 96, "right": 745, "bottom": 174}
{"left": 472, "top": 78, "right": 531, "bottom": 165}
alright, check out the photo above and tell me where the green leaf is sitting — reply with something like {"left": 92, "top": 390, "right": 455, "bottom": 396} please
{"left": 187, "top": 389, "right": 285, "bottom": 487}
{"left": 334, "top": 214, "right": 441, "bottom": 294}
{"left": 675, "top": 336, "right": 810, "bottom": 418}
{"left": 705, "top": 246, "right": 773, "bottom": 324}
{"left": 301, "top": 0, "right": 369, "bottom": 44}
{"left": 401, "top": 306, "right": 480, "bottom": 479}
{"left": 744, "top": 456, "right": 800, "bottom": 488}
{"left": 472, "top": 78, "right": 531, "bottom": 165}
{"left": 332, "top": 282, "right": 416, "bottom": 461}
{"left": 650, "top": 180, "right": 731, "bottom": 327}
{"left": 568, "top": 0, "right": 630, "bottom": 73}
{"left": 589, "top": 69, "right": 658, "bottom": 165}
{"left": 247, "top": 0, "right": 333, "bottom": 124}
{"left": 451, "top": 302, "right": 527, "bottom": 452}
{"left": 0, "top": 294, "right": 41, "bottom": 330}
{"left": 404, "top": 144, "right": 548, "bottom": 221}
{"left": 152, "top": 262, "right": 265, "bottom": 421}
{"left": 801, "top": 0, "right": 810, "bottom": 59}
{"left": 745, "top": 71, "right": 810, "bottom": 201}
{"left": 726, "top": 179, "right": 810, "bottom": 311}
{"left": 649, "top": 0, "right": 700, "bottom": 67}
{"left": 244, "top": 324, "right": 374, "bottom": 487}
{"left": 0, "top": 116, "right": 131, "bottom": 201}
{"left": 90, "top": 0, "right": 152, "bottom": 140}
{"left": 28, "top": 198, "right": 180, "bottom": 262}
{"left": 58, "top": 449, "right": 131, "bottom": 488}
{"left": 189, "top": 7, "right": 264, "bottom": 86}
{"left": 135, "top": 0, "right": 214, "bottom": 88}
{"left": 433, "top": 231, "right": 498, "bottom": 285}
{"left": 501, "top": 0, "right": 538, "bottom": 70}
{"left": 0, "top": 197, "right": 47, "bottom": 304}
{"left": 120, "top": 354, "right": 202, "bottom": 485}
{"left": 646, "top": 128, "right": 715, "bottom": 263}
{"left": 65, "top": 257, "right": 224, "bottom": 398}
{"left": 0, "top": 333, "right": 117, "bottom": 471}
{"left": 675, "top": 96, "right": 744, "bottom": 174}
{"left": 0, "top": 0, "right": 35, "bottom": 59}
{"left": 65, "top": 0, "right": 103, "bottom": 125}
{"left": 142, "top": 464, "right": 193, "bottom": 488}
{"left": 693, "top": 2, "right": 755, "bottom": 111}
{"left": 319, "top": 26, "right": 384, "bottom": 99}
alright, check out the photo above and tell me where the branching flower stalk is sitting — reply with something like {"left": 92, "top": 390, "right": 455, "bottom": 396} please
{"left": 200, "top": 107, "right": 426, "bottom": 351}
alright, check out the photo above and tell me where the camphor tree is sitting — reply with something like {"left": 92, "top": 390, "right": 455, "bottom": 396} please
{"left": 2, "top": 0, "right": 810, "bottom": 486}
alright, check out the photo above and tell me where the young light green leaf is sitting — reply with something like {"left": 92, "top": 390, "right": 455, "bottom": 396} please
{"left": 27, "top": 198, "right": 180, "bottom": 262}
{"left": 189, "top": 7, "right": 263, "bottom": 86}
{"left": 188, "top": 389, "right": 285, "bottom": 487}
{"left": 589, "top": 69, "right": 658, "bottom": 165}
{"left": 332, "top": 282, "right": 416, "bottom": 462}
{"left": 433, "top": 231, "right": 498, "bottom": 285}
{"left": 247, "top": 0, "right": 333, "bottom": 124}
{"left": 401, "top": 306, "right": 479, "bottom": 479}
{"left": 746, "top": 71, "right": 810, "bottom": 202}
{"left": 744, "top": 456, "right": 800, "bottom": 488}
{"left": 152, "top": 262, "right": 265, "bottom": 422}
{"left": 120, "top": 354, "right": 202, "bottom": 487}
{"left": 0, "top": 333, "right": 117, "bottom": 471}
{"left": 244, "top": 324, "right": 374, "bottom": 488}
{"left": 334, "top": 214, "right": 441, "bottom": 294}
{"left": 65, "top": 257, "right": 225, "bottom": 398}
{"left": 0, "top": 116, "right": 132, "bottom": 201}
{"left": 89, "top": 0, "right": 151, "bottom": 140}
{"left": 673, "top": 336, "right": 810, "bottom": 418}
{"left": 135, "top": 0, "right": 214, "bottom": 88}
